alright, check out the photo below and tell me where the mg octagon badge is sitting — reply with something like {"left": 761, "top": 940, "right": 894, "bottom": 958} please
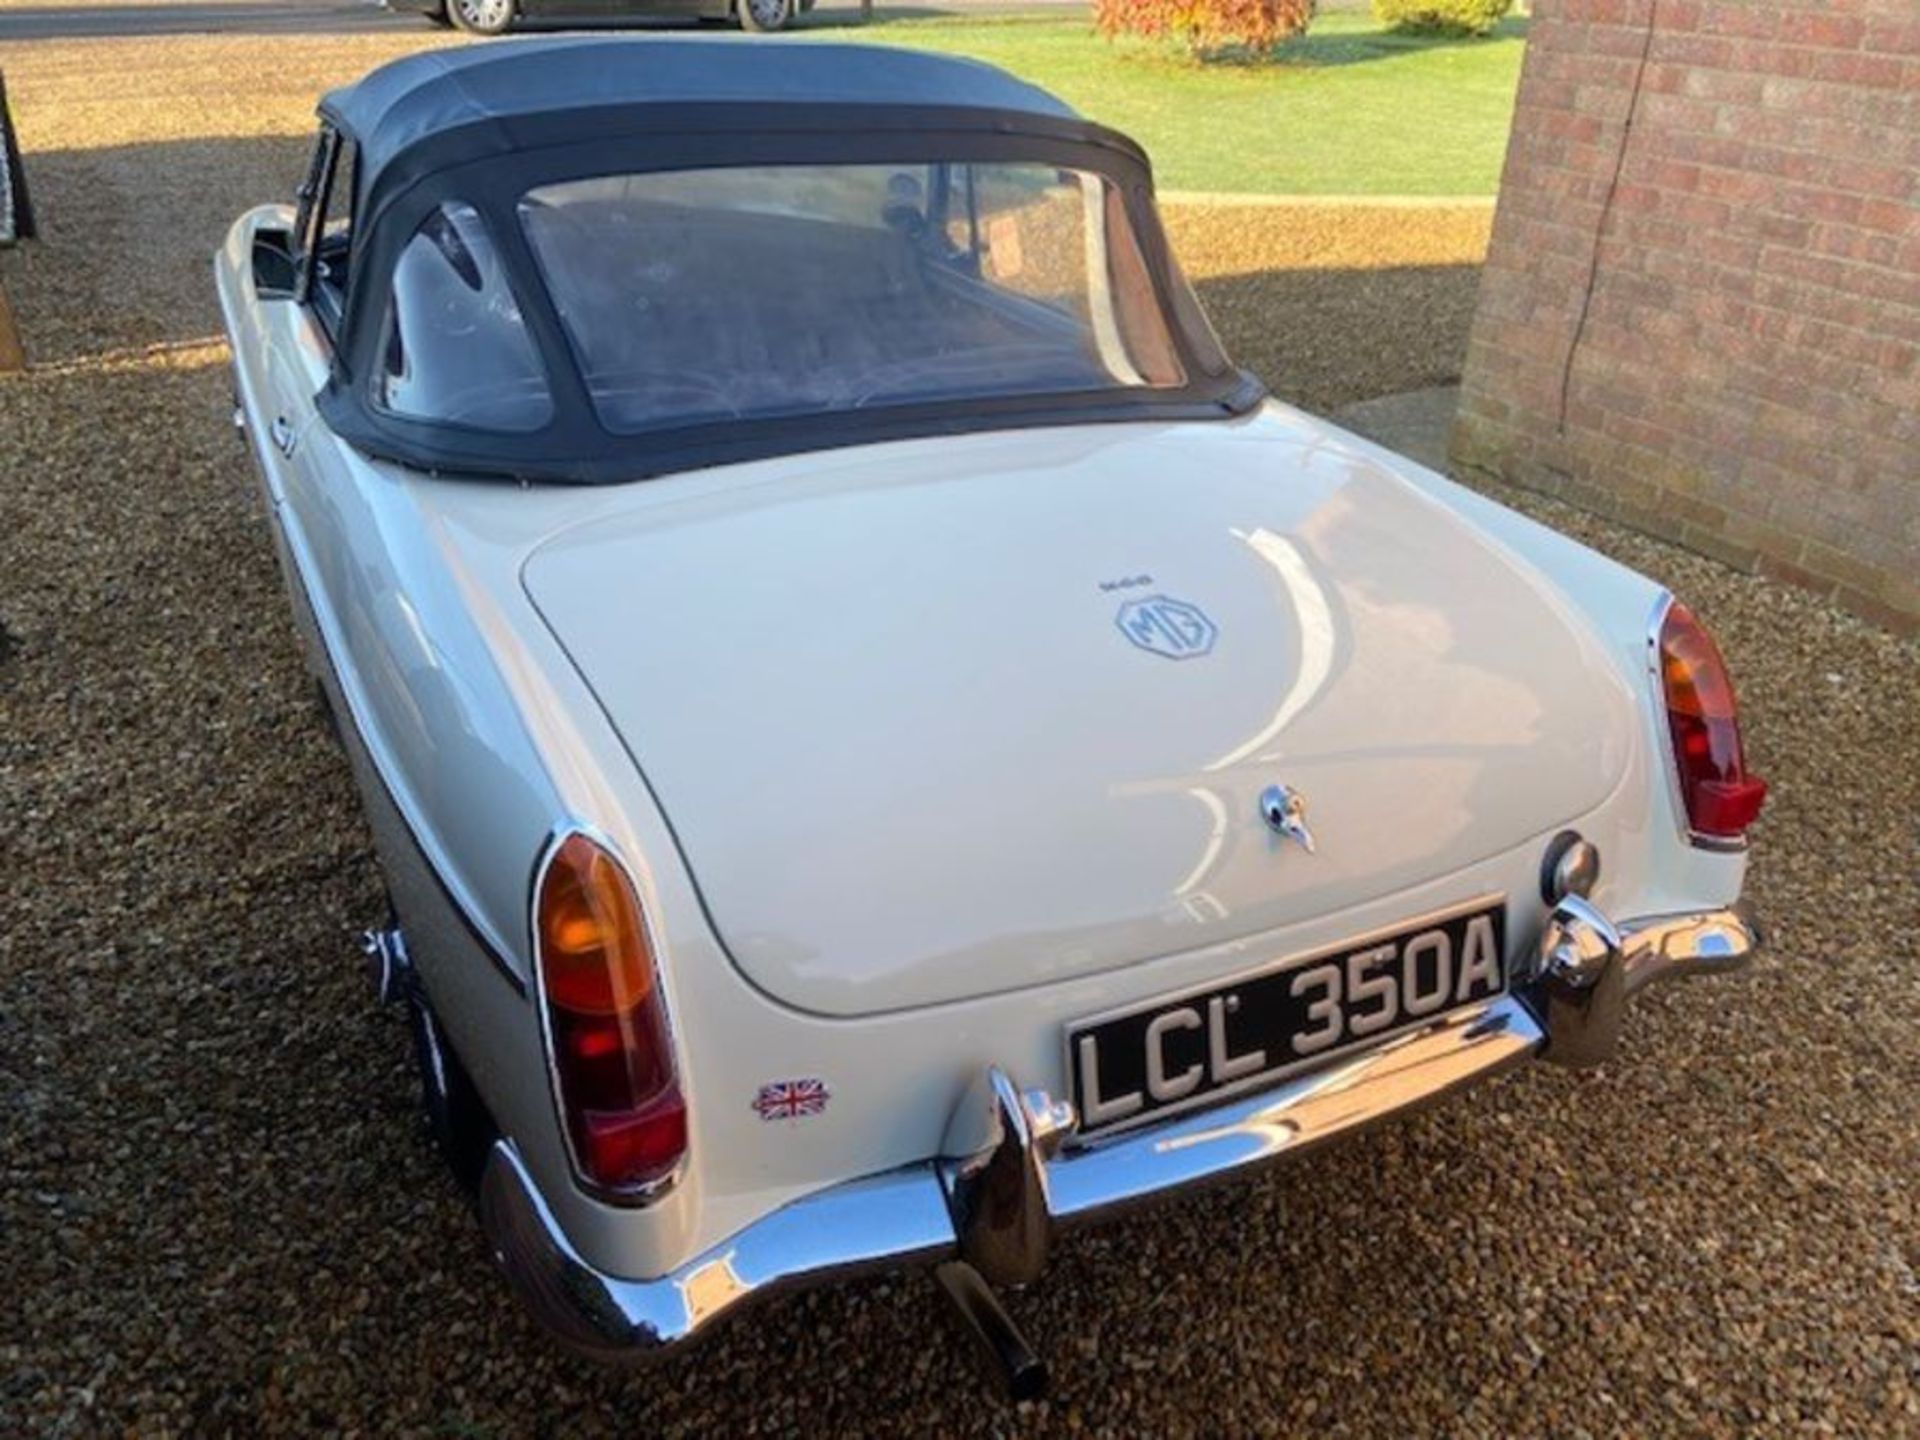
{"left": 1115, "top": 594, "right": 1218, "bottom": 660}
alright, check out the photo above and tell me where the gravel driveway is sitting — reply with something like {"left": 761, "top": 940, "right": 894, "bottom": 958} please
{"left": 2, "top": 32, "right": 1916, "bottom": 1437}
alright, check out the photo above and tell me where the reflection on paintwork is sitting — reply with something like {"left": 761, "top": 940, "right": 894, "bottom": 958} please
{"left": 1172, "top": 786, "right": 1229, "bottom": 897}
{"left": 1172, "top": 891, "right": 1228, "bottom": 926}
{"left": 519, "top": 414, "right": 1639, "bottom": 1016}
{"left": 390, "top": 591, "right": 440, "bottom": 674}
{"left": 276, "top": 403, "right": 577, "bottom": 969}
{"left": 1207, "top": 527, "right": 1337, "bottom": 772}
{"left": 1153, "top": 1002, "right": 1514, "bottom": 1163}
{"left": 677, "top": 1250, "right": 750, "bottom": 1325}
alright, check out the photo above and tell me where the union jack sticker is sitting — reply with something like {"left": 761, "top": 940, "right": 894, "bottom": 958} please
{"left": 751, "top": 1077, "right": 831, "bottom": 1123}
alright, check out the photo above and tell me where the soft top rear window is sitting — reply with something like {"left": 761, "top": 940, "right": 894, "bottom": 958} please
{"left": 518, "top": 161, "right": 1226, "bottom": 436}
{"left": 371, "top": 201, "right": 554, "bottom": 433}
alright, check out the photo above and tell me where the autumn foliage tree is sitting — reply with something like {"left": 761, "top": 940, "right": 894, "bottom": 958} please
{"left": 1095, "top": 0, "right": 1316, "bottom": 58}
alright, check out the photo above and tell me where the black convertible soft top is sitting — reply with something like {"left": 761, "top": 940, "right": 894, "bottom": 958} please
{"left": 306, "top": 39, "right": 1262, "bottom": 483}
{"left": 323, "top": 38, "right": 1079, "bottom": 192}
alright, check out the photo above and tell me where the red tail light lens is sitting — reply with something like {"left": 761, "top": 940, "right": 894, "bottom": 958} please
{"left": 1657, "top": 602, "right": 1767, "bottom": 842}
{"left": 535, "top": 833, "right": 686, "bottom": 1195}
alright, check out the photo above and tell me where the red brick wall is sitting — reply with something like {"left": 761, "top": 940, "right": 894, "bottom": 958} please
{"left": 1452, "top": 0, "right": 1920, "bottom": 636}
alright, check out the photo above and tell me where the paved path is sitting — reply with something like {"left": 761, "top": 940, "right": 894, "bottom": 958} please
{"left": 0, "top": 0, "right": 1081, "bottom": 40}
{"left": 1331, "top": 383, "right": 1461, "bottom": 472}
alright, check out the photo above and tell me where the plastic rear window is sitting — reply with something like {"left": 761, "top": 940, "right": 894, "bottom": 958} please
{"left": 374, "top": 201, "right": 553, "bottom": 433}
{"left": 519, "top": 162, "right": 1211, "bottom": 434}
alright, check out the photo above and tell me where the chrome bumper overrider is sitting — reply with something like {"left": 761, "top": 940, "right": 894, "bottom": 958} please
{"left": 479, "top": 901, "right": 1759, "bottom": 1361}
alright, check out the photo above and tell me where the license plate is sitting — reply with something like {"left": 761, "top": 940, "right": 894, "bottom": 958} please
{"left": 1067, "top": 897, "right": 1508, "bottom": 1139}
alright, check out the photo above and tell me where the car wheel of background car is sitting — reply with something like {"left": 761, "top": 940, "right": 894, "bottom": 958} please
{"left": 447, "top": 0, "right": 515, "bottom": 34}
{"left": 737, "top": 0, "right": 794, "bottom": 32}
{"left": 406, "top": 991, "right": 496, "bottom": 1194}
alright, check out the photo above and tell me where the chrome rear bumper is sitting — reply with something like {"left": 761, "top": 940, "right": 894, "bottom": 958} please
{"left": 479, "top": 901, "right": 1759, "bottom": 1361}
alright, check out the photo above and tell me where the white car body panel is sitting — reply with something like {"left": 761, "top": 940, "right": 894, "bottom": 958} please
{"left": 522, "top": 414, "right": 1641, "bottom": 1016}
{"left": 218, "top": 204, "right": 1746, "bottom": 1289}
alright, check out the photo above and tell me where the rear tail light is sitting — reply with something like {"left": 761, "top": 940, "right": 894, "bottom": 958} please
{"left": 534, "top": 832, "right": 686, "bottom": 1196}
{"left": 1657, "top": 601, "right": 1767, "bottom": 843}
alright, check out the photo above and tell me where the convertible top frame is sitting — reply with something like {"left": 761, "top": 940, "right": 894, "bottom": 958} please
{"left": 301, "top": 39, "right": 1264, "bottom": 484}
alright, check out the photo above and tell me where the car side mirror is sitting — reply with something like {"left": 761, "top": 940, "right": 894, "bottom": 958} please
{"left": 252, "top": 226, "right": 297, "bottom": 299}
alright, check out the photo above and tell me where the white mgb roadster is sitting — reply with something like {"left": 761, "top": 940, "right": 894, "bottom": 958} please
{"left": 217, "top": 38, "right": 1767, "bottom": 1394}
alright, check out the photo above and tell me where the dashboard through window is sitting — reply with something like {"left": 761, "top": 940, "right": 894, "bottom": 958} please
{"left": 517, "top": 162, "right": 1208, "bottom": 435}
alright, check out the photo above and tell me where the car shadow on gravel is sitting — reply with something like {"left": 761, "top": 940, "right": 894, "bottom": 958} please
{"left": 0, "top": 136, "right": 315, "bottom": 368}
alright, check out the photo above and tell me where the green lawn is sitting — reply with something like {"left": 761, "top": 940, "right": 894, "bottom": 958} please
{"left": 816, "top": 12, "right": 1528, "bottom": 197}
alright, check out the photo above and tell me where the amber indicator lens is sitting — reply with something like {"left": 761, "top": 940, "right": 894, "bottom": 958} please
{"left": 1658, "top": 603, "right": 1766, "bottom": 840}
{"left": 535, "top": 833, "right": 686, "bottom": 1193}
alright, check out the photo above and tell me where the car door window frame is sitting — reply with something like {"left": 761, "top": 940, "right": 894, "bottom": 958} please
{"left": 293, "top": 126, "right": 353, "bottom": 343}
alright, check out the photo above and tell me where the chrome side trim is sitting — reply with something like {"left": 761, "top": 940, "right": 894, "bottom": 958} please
{"left": 479, "top": 1139, "right": 956, "bottom": 1361}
